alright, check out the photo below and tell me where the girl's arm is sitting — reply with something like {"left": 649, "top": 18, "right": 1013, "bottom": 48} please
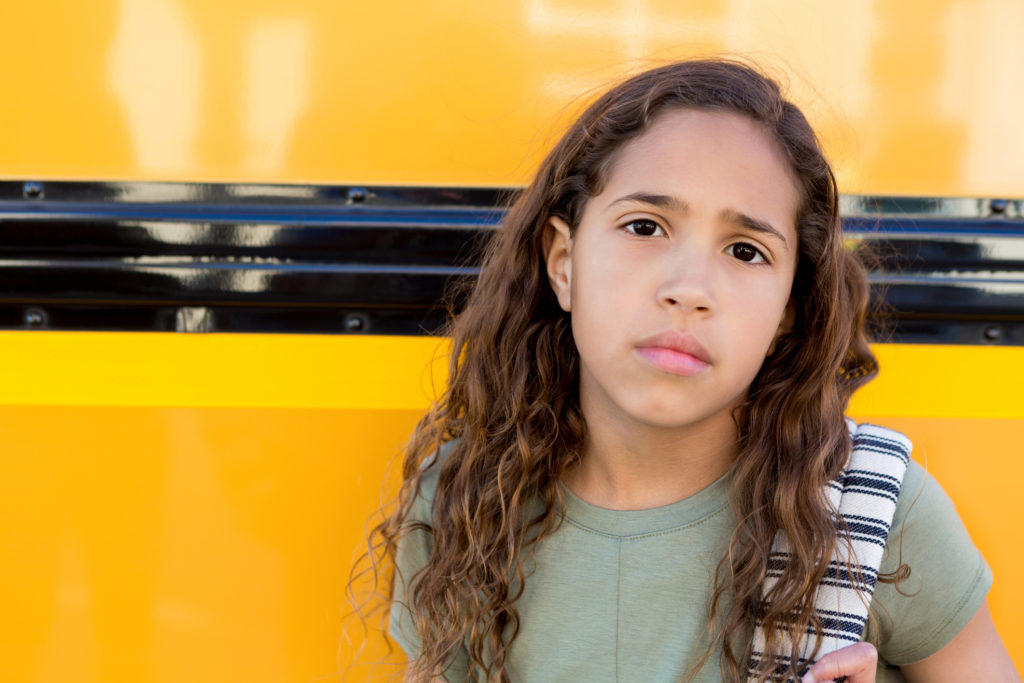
{"left": 899, "top": 601, "right": 1019, "bottom": 682}
{"left": 803, "top": 601, "right": 1020, "bottom": 682}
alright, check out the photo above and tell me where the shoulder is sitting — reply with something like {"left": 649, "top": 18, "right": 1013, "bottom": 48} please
{"left": 866, "top": 445, "right": 993, "bottom": 665}
{"left": 891, "top": 458, "right": 947, "bottom": 530}
{"left": 389, "top": 440, "right": 464, "bottom": 664}
{"left": 409, "top": 439, "right": 458, "bottom": 515}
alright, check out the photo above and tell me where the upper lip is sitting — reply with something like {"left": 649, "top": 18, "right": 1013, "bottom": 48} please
{"left": 635, "top": 330, "right": 712, "bottom": 364}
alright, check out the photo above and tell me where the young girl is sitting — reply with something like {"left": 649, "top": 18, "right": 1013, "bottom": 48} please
{"left": 366, "top": 60, "right": 1017, "bottom": 682}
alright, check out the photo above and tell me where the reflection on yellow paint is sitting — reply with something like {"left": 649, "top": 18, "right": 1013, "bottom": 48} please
{"left": 524, "top": 0, "right": 729, "bottom": 101}
{"left": 108, "top": 0, "right": 201, "bottom": 175}
{"left": 2, "top": 0, "right": 1023, "bottom": 195}
{"left": 944, "top": 1, "right": 1024, "bottom": 193}
{"left": 244, "top": 19, "right": 310, "bottom": 173}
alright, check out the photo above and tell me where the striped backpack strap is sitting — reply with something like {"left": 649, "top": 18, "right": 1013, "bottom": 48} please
{"left": 746, "top": 421, "right": 912, "bottom": 682}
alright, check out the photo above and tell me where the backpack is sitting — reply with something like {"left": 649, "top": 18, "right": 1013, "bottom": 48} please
{"left": 747, "top": 421, "right": 912, "bottom": 681}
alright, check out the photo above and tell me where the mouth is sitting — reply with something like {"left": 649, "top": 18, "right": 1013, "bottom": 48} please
{"left": 635, "top": 331, "right": 711, "bottom": 376}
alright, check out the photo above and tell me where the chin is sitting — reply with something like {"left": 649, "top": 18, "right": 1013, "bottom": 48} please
{"left": 629, "top": 408, "right": 726, "bottom": 432}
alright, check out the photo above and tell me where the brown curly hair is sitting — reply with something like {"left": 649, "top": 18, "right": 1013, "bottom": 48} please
{"left": 355, "top": 58, "right": 879, "bottom": 682}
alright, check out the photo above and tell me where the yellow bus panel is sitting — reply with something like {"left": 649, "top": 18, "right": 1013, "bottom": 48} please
{"left": 1, "top": 0, "right": 1024, "bottom": 196}
{"left": 0, "top": 334, "right": 1020, "bottom": 680}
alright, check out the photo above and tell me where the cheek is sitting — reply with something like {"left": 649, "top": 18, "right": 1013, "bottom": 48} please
{"left": 728, "top": 276, "right": 793, "bottom": 347}
{"left": 568, "top": 266, "right": 639, "bottom": 362}
{"left": 570, "top": 245, "right": 638, "bottom": 313}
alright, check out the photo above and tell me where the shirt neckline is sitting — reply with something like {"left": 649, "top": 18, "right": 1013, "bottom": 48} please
{"left": 560, "top": 472, "right": 731, "bottom": 538}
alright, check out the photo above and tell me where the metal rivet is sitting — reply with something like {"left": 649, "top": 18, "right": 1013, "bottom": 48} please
{"left": 24, "top": 308, "right": 47, "bottom": 327}
{"left": 344, "top": 313, "right": 366, "bottom": 332}
{"left": 23, "top": 182, "right": 43, "bottom": 199}
{"left": 347, "top": 187, "right": 367, "bottom": 204}
{"left": 983, "top": 325, "right": 1001, "bottom": 342}
{"left": 989, "top": 198, "right": 1008, "bottom": 215}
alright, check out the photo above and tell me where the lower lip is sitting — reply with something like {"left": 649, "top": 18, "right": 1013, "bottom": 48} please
{"left": 636, "top": 347, "right": 710, "bottom": 376}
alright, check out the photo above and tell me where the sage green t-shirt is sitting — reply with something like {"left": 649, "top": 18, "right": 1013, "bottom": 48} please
{"left": 390, "top": 453, "right": 991, "bottom": 682}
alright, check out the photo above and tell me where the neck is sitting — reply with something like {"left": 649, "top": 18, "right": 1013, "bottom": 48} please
{"left": 565, "top": 405, "right": 739, "bottom": 511}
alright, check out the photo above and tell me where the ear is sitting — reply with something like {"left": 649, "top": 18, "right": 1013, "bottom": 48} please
{"left": 543, "top": 216, "right": 573, "bottom": 312}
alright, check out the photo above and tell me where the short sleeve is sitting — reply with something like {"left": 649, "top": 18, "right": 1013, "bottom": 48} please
{"left": 866, "top": 460, "right": 992, "bottom": 665}
{"left": 388, "top": 449, "right": 472, "bottom": 682}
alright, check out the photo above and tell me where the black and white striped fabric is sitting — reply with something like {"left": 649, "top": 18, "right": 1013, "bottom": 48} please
{"left": 746, "top": 421, "right": 912, "bottom": 682}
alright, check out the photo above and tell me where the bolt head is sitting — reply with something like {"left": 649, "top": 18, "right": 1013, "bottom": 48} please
{"left": 23, "top": 182, "right": 43, "bottom": 199}
{"left": 24, "top": 309, "right": 45, "bottom": 327}
{"left": 983, "top": 325, "right": 1001, "bottom": 341}
{"left": 344, "top": 314, "right": 366, "bottom": 332}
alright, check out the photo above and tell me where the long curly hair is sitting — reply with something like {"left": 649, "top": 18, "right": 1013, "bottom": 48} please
{"left": 357, "top": 59, "right": 879, "bottom": 682}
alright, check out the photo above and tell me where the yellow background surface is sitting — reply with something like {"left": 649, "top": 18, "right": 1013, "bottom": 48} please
{"left": 2, "top": 0, "right": 1022, "bottom": 679}
{"left": 0, "top": 333, "right": 1020, "bottom": 681}
{"left": 2, "top": 0, "right": 1024, "bottom": 196}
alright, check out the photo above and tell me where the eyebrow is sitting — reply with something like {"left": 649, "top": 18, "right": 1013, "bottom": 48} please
{"left": 720, "top": 208, "right": 789, "bottom": 248}
{"left": 606, "top": 192, "right": 687, "bottom": 212}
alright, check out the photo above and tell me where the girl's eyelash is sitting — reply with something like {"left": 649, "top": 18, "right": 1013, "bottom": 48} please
{"left": 729, "top": 241, "right": 769, "bottom": 264}
{"left": 621, "top": 221, "right": 769, "bottom": 264}
{"left": 622, "top": 218, "right": 665, "bottom": 237}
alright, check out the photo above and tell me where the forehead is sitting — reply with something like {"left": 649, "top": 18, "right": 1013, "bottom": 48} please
{"left": 596, "top": 108, "right": 802, "bottom": 236}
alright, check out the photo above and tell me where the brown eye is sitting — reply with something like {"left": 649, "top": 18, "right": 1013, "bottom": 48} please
{"left": 730, "top": 243, "right": 766, "bottom": 263}
{"left": 624, "top": 219, "right": 664, "bottom": 237}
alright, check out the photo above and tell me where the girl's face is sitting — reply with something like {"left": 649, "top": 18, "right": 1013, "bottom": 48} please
{"left": 545, "top": 108, "right": 801, "bottom": 437}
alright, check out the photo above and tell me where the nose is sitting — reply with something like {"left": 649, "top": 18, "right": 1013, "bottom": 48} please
{"left": 656, "top": 244, "right": 715, "bottom": 313}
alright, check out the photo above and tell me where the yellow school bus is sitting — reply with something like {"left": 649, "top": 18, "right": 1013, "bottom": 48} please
{"left": 0, "top": 1, "right": 1021, "bottom": 681}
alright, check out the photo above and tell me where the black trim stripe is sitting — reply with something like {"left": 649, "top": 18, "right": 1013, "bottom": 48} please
{"left": 0, "top": 181, "right": 1022, "bottom": 340}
